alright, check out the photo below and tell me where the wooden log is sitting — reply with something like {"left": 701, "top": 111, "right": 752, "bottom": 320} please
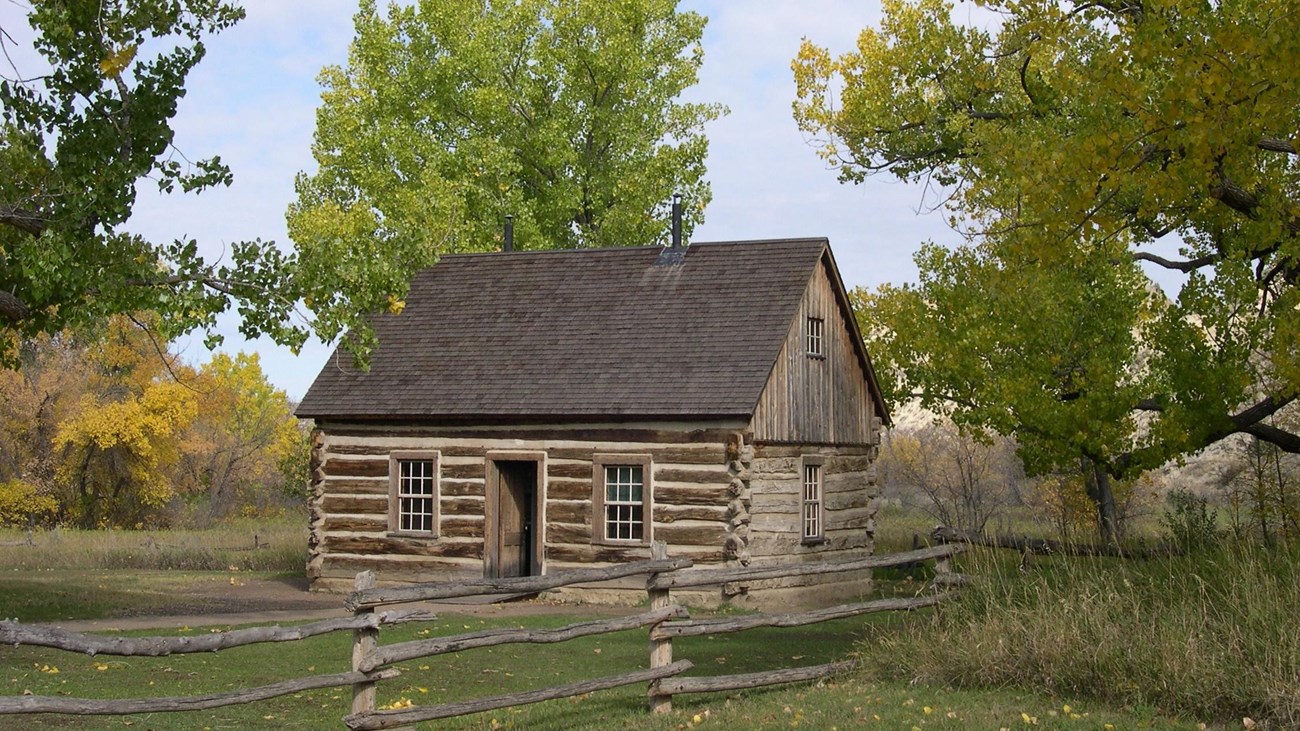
{"left": 351, "top": 572, "right": 379, "bottom": 719}
{"left": 653, "top": 505, "right": 728, "bottom": 523}
{"left": 651, "top": 595, "right": 946, "bottom": 639}
{"left": 647, "top": 541, "right": 674, "bottom": 715}
{"left": 348, "top": 557, "right": 693, "bottom": 610}
{"left": 324, "top": 535, "right": 481, "bottom": 559}
{"left": 362, "top": 605, "right": 687, "bottom": 672}
{"left": 344, "top": 660, "right": 693, "bottom": 730}
{"left": 546, "top": 446, "right": 725, "bottom": 465}
{"left": 324, "top": 459, "right": 389, "bottom": 478}
{"left": 655, "top": 522, "right": 727, "bottom": 548}
{"left": 320, "top": 556, "right": 473, "bottom": 576}
{"left": 655, "top": 484, "right": 731, "bottom": 506}
{"left": 0, "top": 610, "right": 434, "bottom": 657}
{"left": 321, "top": 495, "right": 388, "bottom": 515}
{"left": 649, "top": 544, "right": 964, "bottom": 590}
{"left": 323, "top": 515, "right": 388, "bottom": 533}
{"left": 440, "top": 478, "right": 485, "bottom": 497}
{"left": 545, "top": 522, "right": 590, "bottom": 545}
{"left": 0, "top": 668, "right": 401, "bottom": 716}
{"left": 655, "top": 467, "right": 727, "bottom": 484}
{"left": 656, "top": 660, "right": 856, "bottom": 696}
{"left": 441, "top": 462, "right": 483, "bottom": 480}
{"left": 929, "top": 525, "right": 1180, "bottom": 559}
{"left": 546, "top": 477, "right": 589, "bottom": 500}
{"left": 328, "top": 444, "right": 485, "bottom": 458}
{"left": 545, "top": 544, "right": 647, "bottom": 563}
{"left": 547, "top": 462, "right": 592, "bottom": 480}
{"left": 322, "top": 424, "right": 737, "bottom": 444}
{"left": 441, "top": 497, "right": 484, "bottom": 516}
{"left": 547, "top": 501, "right": 589, "bottom": 525}
{"left": 322, "top": 478, "right": 389, "bottom": 495}
{"left": 440, "top": 517, "right": 484, "bottom": 539}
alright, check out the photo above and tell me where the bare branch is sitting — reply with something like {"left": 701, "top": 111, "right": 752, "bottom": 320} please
{"left": 1132, "top": 251, "right": 1218, "bottom": 272}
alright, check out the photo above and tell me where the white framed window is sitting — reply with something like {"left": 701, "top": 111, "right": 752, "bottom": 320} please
{"left": 389, "top": 452, "right": 439, "bottom": 536}
{"left": 592, "top": 454, "right": 652, "bottom": 545}
{"left": 802, "top": 457, "right": 824, "bottom": 543}
{"left": 806, "top": 316, "right": 825, "bottom": 358}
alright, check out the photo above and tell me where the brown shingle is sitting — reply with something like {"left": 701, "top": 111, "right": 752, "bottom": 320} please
{"left": 296, "top": 239, "right": 830, "bottom": 420}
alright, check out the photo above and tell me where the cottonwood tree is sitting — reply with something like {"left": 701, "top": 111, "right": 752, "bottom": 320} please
{"left": 0, "top": 1, "right": 303, "bottom": 364}
{"left": 797, "top": 0, "right": 1300, "bottom": 540}
{"left": 289, "top": 0, "right": 725, "bottom": 354}
{"left": 174, "top": 352, "right": 301, "bottom": 521}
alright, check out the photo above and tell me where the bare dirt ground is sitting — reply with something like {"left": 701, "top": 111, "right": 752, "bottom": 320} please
{"left": 46, "top": 574, "right": 625, "bottom": 633}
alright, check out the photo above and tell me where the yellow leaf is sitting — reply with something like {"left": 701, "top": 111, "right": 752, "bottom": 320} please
{"left": 98, "top": 44, "right": 137, "bottom": 77}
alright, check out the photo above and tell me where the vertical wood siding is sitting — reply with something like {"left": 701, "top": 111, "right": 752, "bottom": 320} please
{"left": 750, "top": 254, "right": 879, "bottom": 445}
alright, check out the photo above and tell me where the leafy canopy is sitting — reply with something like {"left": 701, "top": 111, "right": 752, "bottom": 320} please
{"left": 289, "top": 0, "right": 725, "bottom": 354}
{"left": 0, "top": 1, "right": 303, "bottom": 362}
{"left": 795, "top": 0, "right": 1300, "bottom": 477}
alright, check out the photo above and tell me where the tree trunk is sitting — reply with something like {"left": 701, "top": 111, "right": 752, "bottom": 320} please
{"left": 1084, "top": 459, "right": 1118, "bottom": 544}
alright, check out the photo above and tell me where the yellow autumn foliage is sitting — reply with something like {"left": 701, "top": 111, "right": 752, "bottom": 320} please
{"left": 54, "top": 380, "right": 197, "bottom": 527}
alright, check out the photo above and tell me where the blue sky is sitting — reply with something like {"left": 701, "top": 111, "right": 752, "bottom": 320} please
{"left": 1, "top": 1, "right": 974, "bottom": 401}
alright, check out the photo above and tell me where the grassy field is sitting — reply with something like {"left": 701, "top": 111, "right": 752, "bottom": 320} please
{"left": 0, "top": 515, "right": 1235, "bottom": 730}
{"left": 2, "top": 609, "right": 1207, "bottom": 731}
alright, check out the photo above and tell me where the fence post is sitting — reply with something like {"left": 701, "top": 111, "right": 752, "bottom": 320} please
{"left": 351, "top": 571, "right": 378, "bottom": 722}
{"left": 933, "top": 550, "right": 952, "bottom": 579}
{"left": 647, "top": 540, "right": 674, "bottom": 714}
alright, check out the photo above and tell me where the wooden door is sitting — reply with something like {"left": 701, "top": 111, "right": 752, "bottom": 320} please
{"left": 490, "top": 460, "right": 537, "bottom": 578}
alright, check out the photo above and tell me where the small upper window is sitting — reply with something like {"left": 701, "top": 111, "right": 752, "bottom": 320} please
{"left": 802, "top": 461, "right": 823, "bottom": 543}
{"left": 806, "top": 317, "right": 825, "bottom": 358}
{"left": 390, "top": 453, "right": 439, "bottom": 535}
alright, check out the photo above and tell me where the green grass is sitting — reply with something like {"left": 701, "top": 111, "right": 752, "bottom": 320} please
{"left": 868, "top": 542, "right": 1300, "bottom": 729}
{"left": 0, "top": 569, "right": 309, "bottom": 622}
{"left": 0, "top": 610, "right": 1207, "bottom": 731}
{"left": 0, "top": 518, "right": 306, "bottom": 573}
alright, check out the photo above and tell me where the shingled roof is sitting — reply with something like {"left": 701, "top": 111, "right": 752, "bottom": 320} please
{"left": 296, "top": 238, "right": 882, "bottom": 421}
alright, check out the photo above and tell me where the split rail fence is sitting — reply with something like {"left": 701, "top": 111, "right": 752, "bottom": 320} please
{"left": 0, "top": 542, "right": 964, "bottom": 728}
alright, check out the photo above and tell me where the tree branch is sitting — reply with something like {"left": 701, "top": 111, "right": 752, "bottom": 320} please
{"left": 0, "top": 203, "right": 47, "bottom": 237}
{"left": 0, "top": 290, "right": 31, "bottom": 324}
{"left": 1131, "top": 251, "right": 1218, "bottom": 272}
{"left": 1257, "top": 137, "right": 1297, "bottom": 155}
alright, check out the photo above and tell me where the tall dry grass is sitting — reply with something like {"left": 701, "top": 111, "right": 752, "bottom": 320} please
{"left": 0, "top": 518, "right": 306, "bottom": 572}
{"left": 866, "top": 543, "right": 1300, "bottom": 727}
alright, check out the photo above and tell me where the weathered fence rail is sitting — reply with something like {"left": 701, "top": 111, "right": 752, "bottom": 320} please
{"left": 642, "top": 542, "right": 964, "bottom": 712}
{"left": 0, "top": 542, "right": 965, "bottom": 726}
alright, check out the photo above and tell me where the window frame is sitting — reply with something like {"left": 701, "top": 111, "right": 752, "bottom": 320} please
{"left": 801, "top": 455, "right": 826, "bottom": 545}
{"left": 591, "top": 454, "right": 653, "bottom": 546}
{"left": 388, "top": 451, "right": 441, "bottom": 538}
{"left": 806, "top": 316, "right": 825, "bottom": 359}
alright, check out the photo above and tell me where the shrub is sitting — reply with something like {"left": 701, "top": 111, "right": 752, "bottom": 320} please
{"left": 1161, "top": 488, "right": 1220, "bottom": 551}
{"left": 0, "top": 479, "right": 58, "bottom": 527}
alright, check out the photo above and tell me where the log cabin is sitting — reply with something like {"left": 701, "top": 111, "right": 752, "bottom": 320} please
{"left": 295, "top": 237, "right": 890, "bottom": 606}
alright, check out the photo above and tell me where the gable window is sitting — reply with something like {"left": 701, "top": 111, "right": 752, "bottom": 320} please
{"left": 389, "top": 452, "right": 440, "bottom": 536}
{"left": 806, "top": 316, "right": 825, "bottom": 358}
{"left": 592, "top": 454, "right": 652, "bottom": 545}
{"left": 802, "top": 457, "right": 825, "bottom": 544}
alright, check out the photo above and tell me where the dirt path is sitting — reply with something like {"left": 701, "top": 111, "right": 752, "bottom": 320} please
{"left": 46, "top": 575, "right": 628, "bottom": 633}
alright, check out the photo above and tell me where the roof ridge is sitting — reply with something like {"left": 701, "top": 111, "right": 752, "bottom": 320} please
{"left": 439, "top": 237, "right": 830, "bottom": 260}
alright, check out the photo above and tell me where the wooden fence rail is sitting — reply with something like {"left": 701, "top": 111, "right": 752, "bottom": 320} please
{"left": 0, "top": 542, "right": 966, "bottom": 725}
{"left": 641, "top": 541, "right": 964, "bottom": 712}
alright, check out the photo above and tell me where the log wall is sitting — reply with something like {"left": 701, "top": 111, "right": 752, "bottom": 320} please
{"left": 727, "top": 442, "right": 881, "bottom": 605}
{"left": 307, "top": 422, "right": 741, "bottom": 591}
{"left": 750, "top": 254, "right": 882, "bottom": 446}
